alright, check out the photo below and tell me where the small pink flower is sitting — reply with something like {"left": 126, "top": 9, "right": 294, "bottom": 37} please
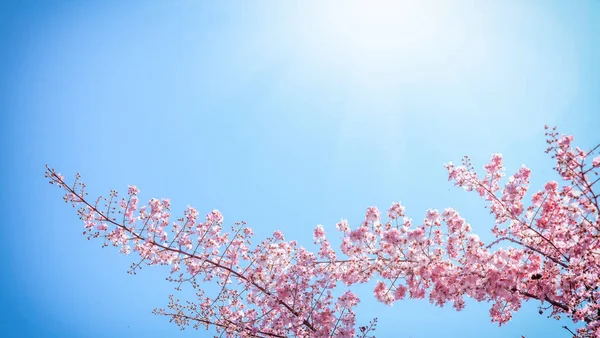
{"left": 425, "top": 209, "right": 439, "bottom": 222}
{"left": 388, "top": 202, "right": 405, "bottom": 219}
{"left": 337, "top": 291, "right": 360, "bottom": 308}
{"left": 365, "top": 206, "right": 381, "bottom": 224}
{"left": 393, "top": 285, "right": 407, "bottom": 300}
{"left": 336, "top": 220, "right": 350, "bottom": 233}
{"left": 557, "top": 135, "right": 573, "bottom": 149}
{"left": 544, "top": 181, "right": 558, "bottom": 191}
{"left": 127, "top": 185, "right": 139, "bottom": 195}
{"left": 207, "top": 209, "right": 223, "bottom": 223}
{"left": 313, "top": 224, "right": 326, "bottom": 242}
{"left": 374, "top": 281, "right": 394, "bottom": 305}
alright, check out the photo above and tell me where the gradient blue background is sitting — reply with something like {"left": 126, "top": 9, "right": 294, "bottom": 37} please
{"left": 2, "top": 0, "right": 599, "bottom": 337}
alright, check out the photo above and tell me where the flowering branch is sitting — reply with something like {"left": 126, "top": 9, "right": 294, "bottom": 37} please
{"left": 320, "top": 126, "right": 599, "bottom": 337}
{"left": 46, "top": 167, "right": 370, "bottom": 337}
{"left": 48, "top": 125, "right": 598, "bottom": 337}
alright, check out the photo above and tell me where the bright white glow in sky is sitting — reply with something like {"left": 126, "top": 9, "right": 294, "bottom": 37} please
{"left": 293, "top": 1, "right": 466, "bottom": 84}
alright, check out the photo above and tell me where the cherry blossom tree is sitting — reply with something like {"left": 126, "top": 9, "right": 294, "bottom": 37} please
{"left": 47, "top": 126, "right": 599, "bottom": 337}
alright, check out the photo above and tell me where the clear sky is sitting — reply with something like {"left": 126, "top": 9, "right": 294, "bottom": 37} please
{"left": 2, "top": 0, "right": 600, "bottom": 337}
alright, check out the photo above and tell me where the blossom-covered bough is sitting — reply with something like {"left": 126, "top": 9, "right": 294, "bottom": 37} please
{"left": 326, "top": 126, "right": 600, "bottom": 337}
{"left": 47, "top": 126, "right": 599, "bottom": 337}
{"left": 45, "top": 172, "right": 371, "bottom": 337}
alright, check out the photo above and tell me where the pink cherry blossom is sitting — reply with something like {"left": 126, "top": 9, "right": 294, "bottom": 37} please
{"left": 314, "top": 224, "right": 326, "bottom": 242}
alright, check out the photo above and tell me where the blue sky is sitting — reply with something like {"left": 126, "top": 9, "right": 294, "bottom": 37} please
{"left": 2, "top": 0, "right": 599, "bottom": 337}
